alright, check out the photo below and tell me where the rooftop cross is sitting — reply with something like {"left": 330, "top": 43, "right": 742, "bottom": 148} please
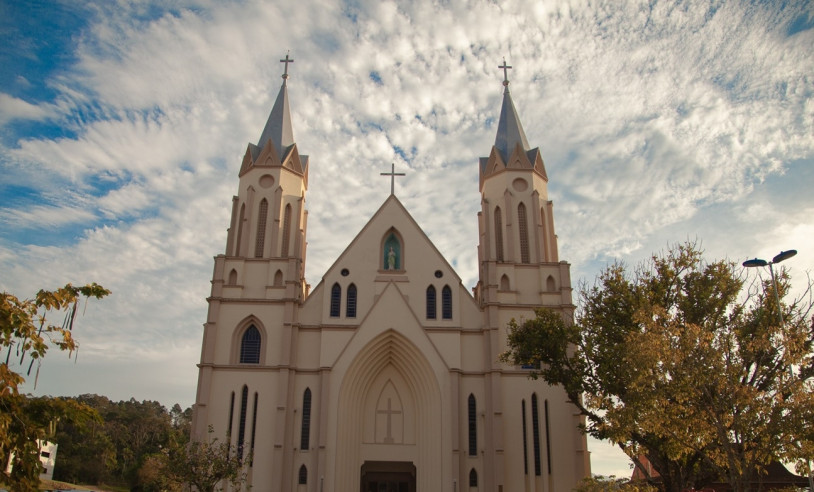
{"left": 280, "top": 52, "right": 294, "bottom": 80}
{"left": 380, "top": 163, "right": 406, "bottom": 196}
{"left": 498, "top": 58, "right": 512, "bottom": 88}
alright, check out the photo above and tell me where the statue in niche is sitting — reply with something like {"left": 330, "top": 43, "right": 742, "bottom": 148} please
{"left": 387, "top": 247, "right": 396, "bottom": 270}
{"left": 383, "top": 233, "right": 401, "bottom": 270}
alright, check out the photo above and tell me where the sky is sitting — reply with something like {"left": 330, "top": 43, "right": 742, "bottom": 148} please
{"left": 1, "top": 0, "right": 812, "bottom": 478}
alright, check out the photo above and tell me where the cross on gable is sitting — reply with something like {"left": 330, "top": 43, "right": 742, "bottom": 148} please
{"left": 280, "top": 52, "right": 294, "bottom": 80}
{"left": 498, "top": 58, "right": 512, "bottom": 87}
{"left": 380, "top": 163, "right": 406, "bottom": 195}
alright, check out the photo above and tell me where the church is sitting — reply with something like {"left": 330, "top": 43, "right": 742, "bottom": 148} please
{"left": 192, "top": 55, "right": 591, "bottom": 491}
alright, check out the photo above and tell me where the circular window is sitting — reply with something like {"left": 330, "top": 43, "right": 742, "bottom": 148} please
{"left": 512, "top": 178, "right": 528, "bottom": 191}
{"left": 341, "top": 268, "right": 349, "bottom": 277}
{"left": 259, "top": 174, "right": 275, "bottom": 188}
{"left": 434, "top": 270, "right": 443, "bottom": 278}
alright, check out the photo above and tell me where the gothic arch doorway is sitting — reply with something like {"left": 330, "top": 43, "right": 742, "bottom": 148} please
{"left": 360, "top": 461, "right": 416, "bottom": 492}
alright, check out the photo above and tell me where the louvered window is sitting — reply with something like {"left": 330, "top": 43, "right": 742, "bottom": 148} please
{"left": 518, "top": 203, "right": 529, "bottom": 263}
{"left": 281, "top": 204, "right": 292, "bottom": 256}
{"left": 442, "top": 285, "right": 452, "bottom": 319}
{"left": 300, "top": 388, "right": 311, "bottom": 450}
{"left": 254, "top": 199, "right": 268, "bottom": 257}
{"left": 468, "top": 394, "right": 477, "bottom": 456}
{"left": 494, "top": 207, "right": 504, "bottom": 261}
{"left": 346, "top": 284, "right": 357, "bottom": 318}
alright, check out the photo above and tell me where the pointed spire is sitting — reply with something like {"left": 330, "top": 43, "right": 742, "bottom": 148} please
{"left": 494, "top": 59, "right": 530, "bottom": 162}
{"left": 257, "top": 53, "right": 295, "bottom": 155}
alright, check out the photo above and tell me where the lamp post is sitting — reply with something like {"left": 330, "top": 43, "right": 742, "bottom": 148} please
{"left": 742, "top": 249, "right": 797, "bottom": 325}
{"left": 743, "top": 249, "right": 811, "bottom": 492}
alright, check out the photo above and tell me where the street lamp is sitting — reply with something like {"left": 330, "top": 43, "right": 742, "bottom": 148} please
{"left": 743, "top": 249, "right": 797, "bottom": 325}
{"left": 744, "top": 249, "right": 811, "bottom": 492}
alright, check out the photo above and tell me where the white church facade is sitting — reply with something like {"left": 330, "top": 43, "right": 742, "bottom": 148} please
{"left": 192, "top": 57, "right": 591, "bottom": 491}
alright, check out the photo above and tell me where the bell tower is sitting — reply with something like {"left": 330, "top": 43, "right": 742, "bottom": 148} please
{"left": 475, "top": 61, "right": 589, "bottom": 488}
{"left": 476, "top": 60, "right": 571, "bottom": 317}
{"left": 222, "top": 52, "right": 309, "bottom": 301}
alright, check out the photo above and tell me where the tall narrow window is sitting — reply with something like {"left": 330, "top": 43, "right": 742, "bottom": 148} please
{"left": 346, "top": 284, "right": 357, "bottom": 318}
{"left": 330, "top": 283, "right": 341, "bottom": 317}
{"left": 518, "top": 203, "right": 530, "bottom": 263}
{"left": 442, "top": 285, "right": 452, "bottom": 319}
{"left": 237, "top": 385, "right": 248, "bottom": 461}
{"left": 301, "top": 388, "right": 312, "bottom": 450}
{"left": 254, "top": 198, "right": 268, "bottom": 257}
{"left": 298, "top": 464, "right": 308, "bottom": 484}
{"left": 532, "top": 393, "right": 542, "bottom": 476}
{"left": 228, "top": 269, "right": 238, "bottom": 285}
{"left": 250, "top": 392, "right": 258, "bottom": 466}
{"left": 494, "top": 207, "right": 504, "bottom": 261}
{"left": 522, "top": 400, "right": 529, "bottom": 475}
{"left": 281, "top": 204, "right": 292, "bottom": 257}
{"left": 544, "top": 399, "right": 552, "bottom": 474}
{"left": 426, "top": 286, "right": 437, "bottom": 319}
{"left": 469, "top": 468, "right": 478, "bottom": 487}
{"left": 240, "top": 325, "right": 261, "bottom": 364}
{"left": 227, "top": 391, "right": 235, "bottom": 446}
{"left": 235, "top": 203, "right": 245, "bottom": 256}
{"left": 468, "top": 394, "right": 477, "bottom": 456}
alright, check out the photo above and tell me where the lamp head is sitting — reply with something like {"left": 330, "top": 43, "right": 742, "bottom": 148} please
{"left": 743, "top": 258, "right": 768, "bottom": 268}
{"left": 772, "top": 249, "right": 797, "bottom": 264}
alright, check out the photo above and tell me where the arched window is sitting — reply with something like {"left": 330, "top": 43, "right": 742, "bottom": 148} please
{"left": 281, "top": 204, "right": 292, "bottom": 257}
{"left": 383, "top": 232, "right": 402, "bottom": 270}
{"left": 469, "top": 468, "right": 478, "bottom": 487}
{"left": 346, "top": 284, "right": 357, "bottom": 318}
{"left": 330, "top": 283, "right": 341, "bottom": 317}
{"left": 235, "top": 203, "right": 245, "bottom": 256}
{"left": 442, "top": 285, "right": 452, "bottom": 319}
{"left": 522, "top": 399, "right": 529, "bottom": 475}
{"left": 237, "top": 385, "right": 248, "bottom": 461}
{"left": 426, "top": 286, "right": 437, "bottom": 319}
{"left": 240, "top": 326, "right": 261, "bottom": 364}
{"left": 494, "top": 207, "right": 504, "bottom": 261}
{"left": 468, "top": 394, "right": 477, "bottom": 456}
{"left": 532, "top": 393, "right": 542, "bottom": 476}
{"left": 228, "top": 269, "right": 238, "bottom": 285}
{"left": 300, "top": 388, "right": 311, "bottom": 450}
{"left": 546, "top": 275, "right": 556, "bottom": 292}
{"left": 298, "top": 464, "right": 308, "bottom": 484}
{"left": 518, "top": 203, "right": 530, "bottom": 263}
{"left": 254, "top": 198, "right": 268, "bottom": 257}
{"left": 274, "top": 270, "right": 283, "bottom": 286}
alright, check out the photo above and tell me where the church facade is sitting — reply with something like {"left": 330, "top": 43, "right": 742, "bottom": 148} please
{"left": 192, "top": 58, "right": 590, "bottom": 491}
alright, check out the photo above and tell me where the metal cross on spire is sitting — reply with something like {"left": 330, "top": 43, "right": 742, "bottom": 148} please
{"left": 280, "top": 52, "right": 294, "bottom": 80}
{"left": 380, "top": 163, "right": 406, "bottom": 195}
{"left": 498, "top": 58, "right": 512, "bottom": 88}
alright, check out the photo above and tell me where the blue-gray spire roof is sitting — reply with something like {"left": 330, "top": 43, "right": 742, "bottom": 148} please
{"left": 257, "top": 79, "right": 295, "bottom": 155}
{"left": 494, "top": 85, "right": 530, "bottom": 162}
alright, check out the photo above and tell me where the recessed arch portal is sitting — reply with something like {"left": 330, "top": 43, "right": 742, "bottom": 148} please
{"left": 335, "top": 330, "right": 442, "bottom": 491}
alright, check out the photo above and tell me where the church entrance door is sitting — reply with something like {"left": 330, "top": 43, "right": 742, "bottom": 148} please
{"left": 360, "top": 461, "right": 416, "bottom": 492}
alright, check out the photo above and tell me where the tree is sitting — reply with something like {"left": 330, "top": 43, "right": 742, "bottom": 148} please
{"left": 574, "top": 475, "right": 657, "bottom": 492}
{"left": 1, "top": 283, "right": 109, "bottom": 491}
{"left": 140, "top": 426, "right": 248, "bottom": 492}
{"left": 500, "top": 242, "right": 814, "bottom": 492}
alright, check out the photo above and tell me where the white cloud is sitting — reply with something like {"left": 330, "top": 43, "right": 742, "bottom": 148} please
{"left": 0, "top": 93, "right": 57, "bottom": 125}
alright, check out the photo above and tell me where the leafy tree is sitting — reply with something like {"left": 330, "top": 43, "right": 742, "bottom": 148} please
{"left": 500, "top": 242, "right": 814, "bottom": 492}
{"left": 1, "top": 283, "right": 109, "bottom": 491}
{"left": 574, "top": 475, "right": 657, "bottom": 492}
{"left": 140, "top": 426, "right": 248, "bottom": 492}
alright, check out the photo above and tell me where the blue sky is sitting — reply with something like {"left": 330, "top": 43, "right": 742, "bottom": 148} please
{"left": 2, "top": 0, "right": 813, "bottom": 477}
